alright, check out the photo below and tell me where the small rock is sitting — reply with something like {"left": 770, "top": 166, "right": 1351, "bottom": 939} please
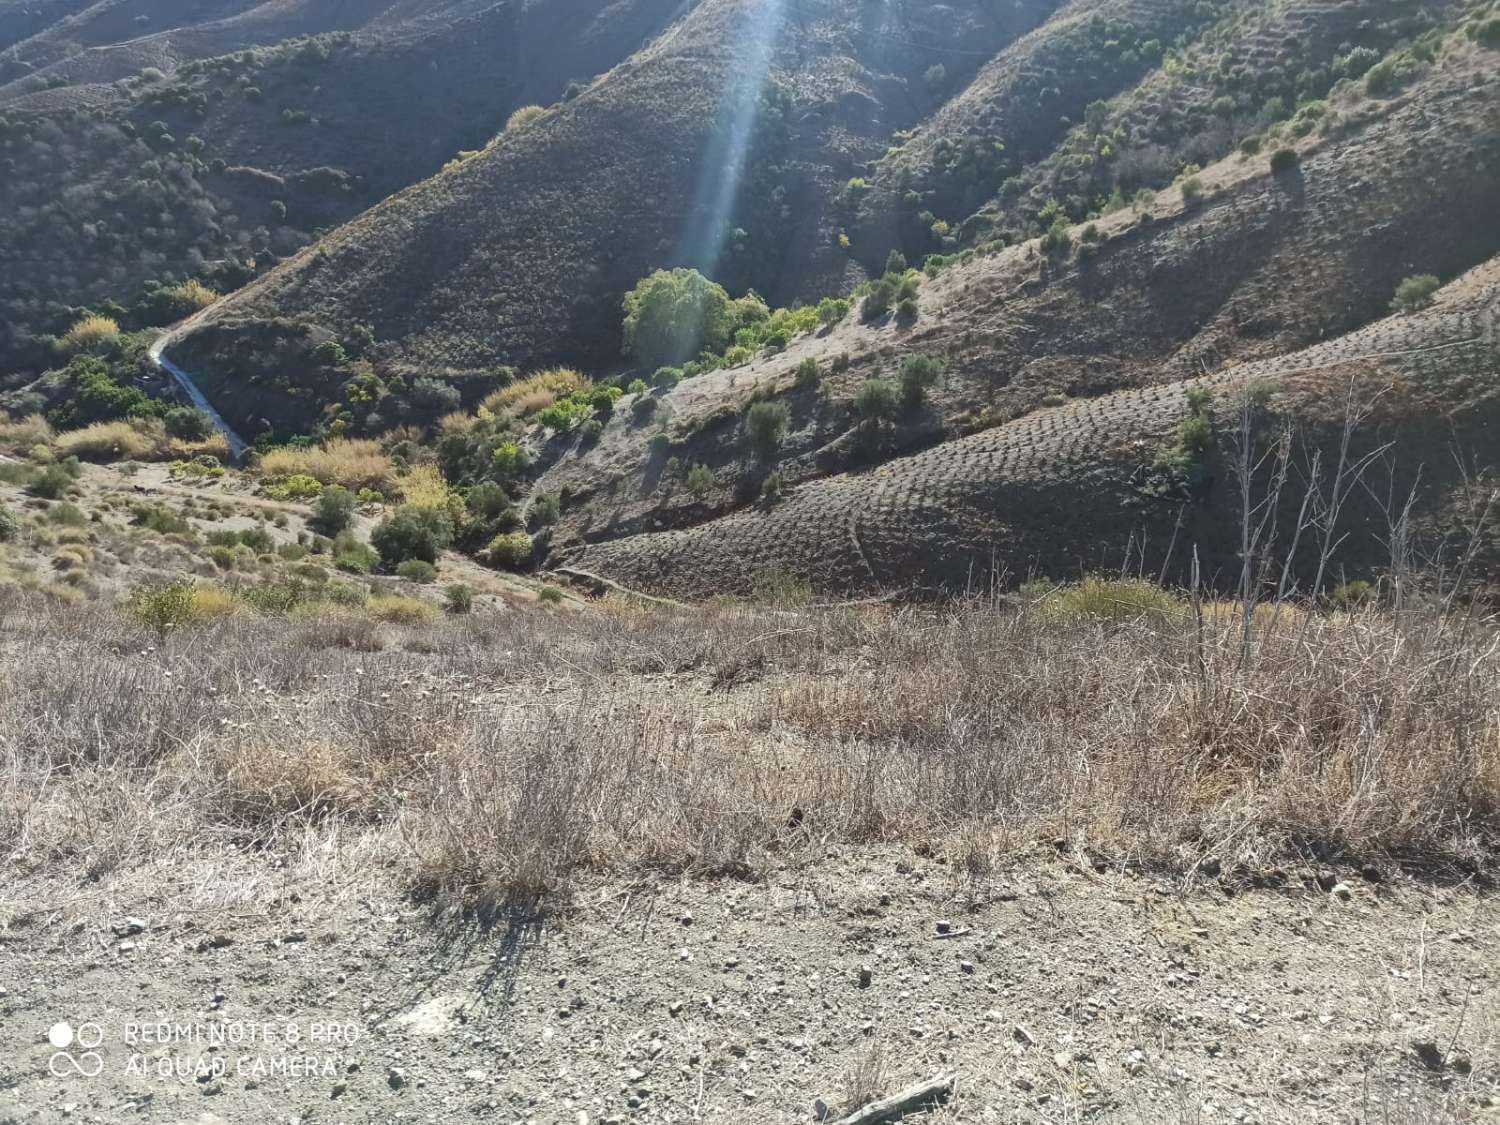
{"left": 112, "top": 917, "right": 147, "bottom": 937}
{"left": 387, "top": 1066, "right": 408, "bottom": 1090}
{"left": 118, "top": 940, "right": 137, "bottom": 953}
{"left": 814, "top": 1095, "right": 832, "bottom": 1120}
{"left": 1329, "top": 883, "right": 1353, "bottom": 901}
{"left": 858, "top": 965, "right": 873, "bottom": 988}
{"left": 959, "top": 960, "right": 974, "bottom": 974}
{"left": 1013, "top": 1025, "right": 1036, "bottom": 1046}
{"left": 282, "top": 929, "right": 308, "bottom": 944}
{"left": 331, "top": 1082, "right": 347, "bottom": 1099}
{"left": 935, "top": 920, "right": 952, "bottom": 934}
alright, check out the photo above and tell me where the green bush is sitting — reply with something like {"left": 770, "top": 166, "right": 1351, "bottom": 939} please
{"left": 445, "top": 583, "right": 474, "bottom": 614}
{"left": 164, "top": 406, "right": 212, "bottom": 440}
{"left": 370, "top": 507, "right": 453, "bottom": 569}
{"left": 128, "top": 581, "right": 197, "bottom": 636}
{"left": 488, "top": 530, "right": 533, "bottom": 569}
{"left": 27, "top": 463, "right": 76, "bottom": 499}
{"left": 1040, "top": 577, "right": 1183, "bottom": 625}
{"left": 530, "top": 493, "right": 561, "bottom": 527}
{"left": 240, "top": 581, "right": 306, "bottom": 614}
{"left": 1330, "top": 580, "right": 1375, "bottom": 610}
{"left": 465, "top": 481, "right": 512, "bottom": 521}
{"left": 686, "top": 463, "right": 716, "bottom": 498}
{"left": 538, "top": 585, "right": 564, "bottom": 604}
{"left": 396, "top": 559, "right": 438, "bottom": 584}
{"left": 309, "top": 485, "right": 358, "bottom": 536}
{"left": 47, "top": 502, "right": 87, "bottom": 526}
{"left": 0, "top": 504, "right": 17, "bottom": 542}
{"left": 795, "top": 357, "right": 820, "bottom": 387}
{"left": 744, "top": 400, "right": 791, "bottom": 461}
{"left": 861, "top": 277, "right": 896, "bottom": 322}
{"left": 332, "top": 531, "right": 379, "bottom": 574}
{"left": 326, "top": 580, "right": 369, "bottom": 607}
{"left": 1179, "top": 176, "right": 1204, "bottom": 206}
{"left": 817, "top": 297, "right": 849, "bottom": 327}
{"left": 855, "top": 379, "right": 899, "bottom": 423}
{"left": 1269, "top": 148, "right": 1299, "bottom": 175}
{"left": 898, "top": 354, "right": 943, "bottom": 412}
{"left": 1392, "top": 274, "right": 1440, "bottom": 314}
{"left": 132, "top": 504, "right": 193, "bottom": 535}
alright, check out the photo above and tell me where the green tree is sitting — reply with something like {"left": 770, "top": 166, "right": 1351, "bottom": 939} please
{"left": 370, "top": 507, "right": 453, "bottom": 569}
{"left": 898, "top": 354, "right": 943, "bottom": 412}
{"left": 622, "top": 268, "right": 737, "bottom": 371}
{"left": 855, "top": 379, "right": 899, "bottom": 424}
{"left": 309, "top": 485, "right": 358, "bottom": 536}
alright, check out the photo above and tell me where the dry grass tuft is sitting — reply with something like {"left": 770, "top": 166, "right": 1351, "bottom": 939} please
{"left": 480, "top": 367, "right": 590, "bottom": 419}
{"left": 0, "top": 413, "right": 55, "bottom": 453}
{"left": 259, "top": 439, "right": 394, "bottom": 491}
{"left": 54, "top": 418, "right": 169, "bottom": 461}
{"left": 59, "top": 314, "right": 120, "bottom": 354}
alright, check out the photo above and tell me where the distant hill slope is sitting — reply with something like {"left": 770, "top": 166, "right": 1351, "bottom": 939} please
{"left": 0, "top": 0, "right": 677, "bottom": 370}
{"left": 176, "top": 0, "right": 1057, "bottom": 382}
{"left": 535, "top": 46, "right": 1500, "bottom": 596}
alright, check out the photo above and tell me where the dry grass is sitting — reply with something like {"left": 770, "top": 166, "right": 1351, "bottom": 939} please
{"left": 0, "top": 413, "right": 55, "bottom": 453}
{"left": 53, "top": 418, "right": 169, "bottom": 461}
{"left": 1, "top": 589, "right": 1496, "bottom": 904}
{"left": 259, "top": 439, "right": 394, "bottom": 490}
{"left": 172, "top": 279, "right": 220, "bottom": 312}
{"left": 59, "top": 314, "right": 120, "bottom": 354}
{"left": 479, "top": 367, "right": 590, "bottom": 419}
{"left": 394, "top": 463, "right": 454, "bottom": 509}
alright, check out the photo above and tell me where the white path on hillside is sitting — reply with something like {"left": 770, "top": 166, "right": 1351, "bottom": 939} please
{"left": 147, "top": 327, "right": 249, "bottom": 460}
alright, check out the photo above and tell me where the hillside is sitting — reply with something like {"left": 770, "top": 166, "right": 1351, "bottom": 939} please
{"left": 0, "top": 0, "right": 677, "bottom": 371}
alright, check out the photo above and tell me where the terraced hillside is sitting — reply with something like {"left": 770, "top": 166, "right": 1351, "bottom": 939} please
{"left": 562, "top": 260, "right": 1500, "bottom": 597}
{"left": 527, "top": 45, "right": 1500, "bottom": 596}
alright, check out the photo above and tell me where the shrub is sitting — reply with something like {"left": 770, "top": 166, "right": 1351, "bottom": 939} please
{"left": 262, "top": 473, "right": 324, "bottom": 500}
{"left": 0, "top": 413, "right": 54, "bottom": 453}
{"left": 817, "top": 297, "right": 849, "bottom": 327}
{"left": 861, "top": 277, "right": 896, "bottom": 322}
{"left": 539, "top": 585, "right": 565, "bottom": 604}
{"left": 480, "top": 368, "right": 590, "bottom": 418}
{"left": 326, "top": 580, "right": 369, "bottom": 607}
{"left": 622, "top": 268, "right": 738, "bottom": 372}
{"left": 60, "top": 315, "right": 120, "bottom": 355}
{"left": 506, "top": 104, "right": 546, "bottom": 131}
{"left": 855, "top": 379, "right": 899, "bottom": 423}
{"left": 751, "top": 567, "right": 813, "bottom": 607}
{"left": 27, "top": 463, "right": 76, "bottom": 499}
{"left": 744, "top": 400, "right": 791, "bottom": 460}
{"left": 445, "top": 583, "right": 474, "bottom": 613}
{"left": 47, "top": 502, "right": 86, "bottom": 526}
{"left": 310, "top": 340, "right": 346, "bottom": 367}
{"left": 309, "top": 485, "right": 357, "bottom": 535}
{"left": 397, "top": 559, "right": 438, "bottom": 583}
{"left": 466, "top": 481, "right": 512, "bottom": 521}
{"left": 1392, "top": 274, "right": 1440, "bottom": 314}
{"left": 371, "top": 507, "right": 453, "bottom": 569}
{"left": 1179, "top": 176, "right": 1204, "bottom": 206}
{"left": 686, "top": 463, "right": 716, "bottom": 498}
{"left": 1039, "top": 215, "right": 1072, "bottom": 254}
{"left": 333, "top": 535, "right": 379, "bottom": 574}
{"left": 631, "top": 395, "right": 658, "bottom": 422}
{"left": 0, "top": 504, "right": 17, "bottom": 542}
{"left": 128, "top": 580, "right": 197, "bottom": 636}
{"left": 367, "top": 595, "right": 439, "bottom": 625}
{"left": 898, "top": 354, "right": 943, "bottom": 412}
{"left": 1330, "top": 580, "right": 1375, "bottom": 610}
{"left": 795, "top": 357, "right": 820, "bottom": 388}
{"left": 259, "top": 439, "right": 393, "bottom": 490}
{"left": 529, "top": 493, "right": 561, "bottom": 527}
{"left": 1041, "top": 577, "right": 1183, "bottom": 625}
{"left": 1269, "top": 148, "right": 1299, "bottom": 175}
{"left": 131, "top": 504, "right": 193, "bottom": 535}
{"left": 54, "top": 419, "right": 168, "bottom": 461}
{"left": 488, "top": 530, "right": 533, "bottom": 569}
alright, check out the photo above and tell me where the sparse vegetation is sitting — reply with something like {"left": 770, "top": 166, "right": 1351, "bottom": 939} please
{"left": 1392, "top": 273, "right": 1440, "bottom": 313}
{"left": 743, "top": 400, "right": 790, "bottom": 461}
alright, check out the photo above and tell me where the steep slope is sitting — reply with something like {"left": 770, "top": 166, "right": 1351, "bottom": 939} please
{"left": 174, "top": 0, "right": 1066, "bottom": 383}
{"left": 0, "top": 0, "right": 678, "bottom": 372}
{"left": 536, "top": 46, "right": 1500, "bottom": 596}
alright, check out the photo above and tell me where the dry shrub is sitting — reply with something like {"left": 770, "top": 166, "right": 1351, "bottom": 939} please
{"left": 437, "top": 411, "right": 475, "bottom": 435}
{"left": 172, "top": 279, "right": 219, "bottom": 312}
{"left": 212, "top": 741, "right": 384, "bottom": 828}
{"left": 395, "top": 463, "right": 454, "bottom": 509}
{"left": 293, "top": 611, "right": 384, "bottom": 651}
{"left": 367, "top": 594, "right": 439, "bottom": 625}
{"left": 0, "top": 413, "right": 55, "bottom": 453}
{"left": 480, "top": 367, "right": 590, "bottom": 419}
{"left": 506, "top": 104, "right": 547, "bottom": 131}
{"left": 54, "top": 418, "right": 169, "bottom": 461}
{"left": 259, "top": 439, "right": 393, "bottom": 490}
{"left": 60, "top": 314, "right": 119, "bottom": 354}
{"left": 172, "top": 432, "right": 230, "bottom": 461}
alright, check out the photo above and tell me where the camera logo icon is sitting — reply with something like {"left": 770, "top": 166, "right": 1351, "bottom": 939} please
{"left": 47, "top": 1022, "right": 104, "bottom": 1078}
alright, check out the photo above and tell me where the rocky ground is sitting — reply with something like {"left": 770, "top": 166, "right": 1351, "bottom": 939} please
{"left": 2, "top": 850, "right": 1496, "bottom": 1125}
